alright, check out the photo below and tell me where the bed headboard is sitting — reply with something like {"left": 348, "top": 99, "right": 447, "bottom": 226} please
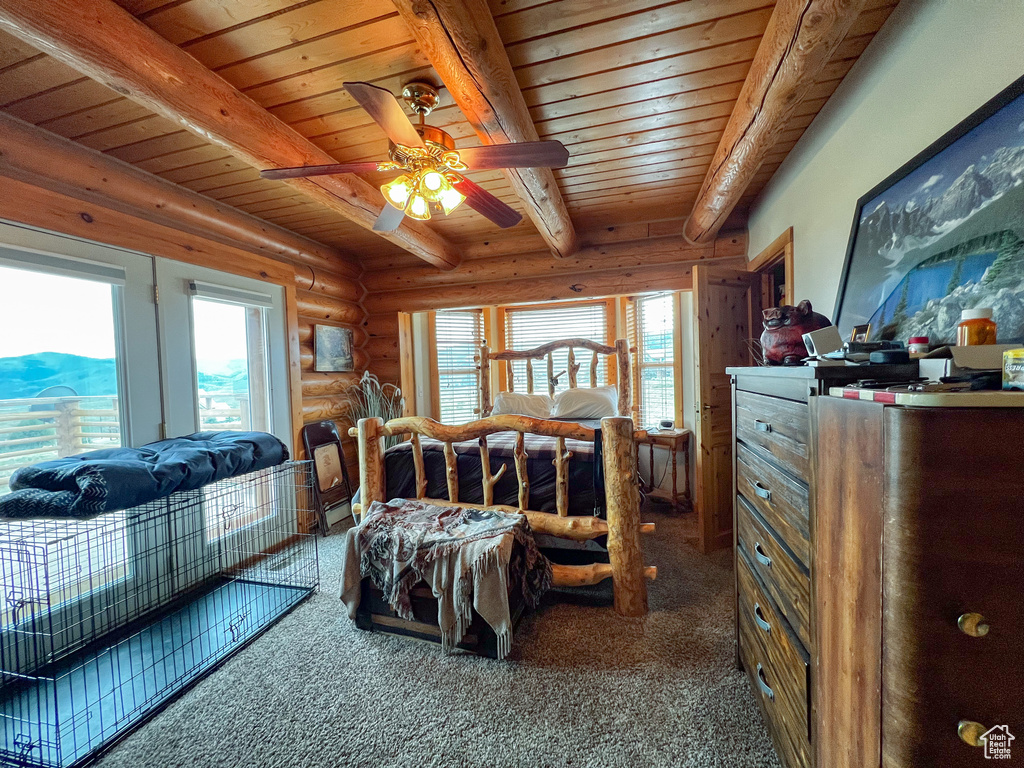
{"left": 480, "top": 338, "right": 631, "bottom": 418}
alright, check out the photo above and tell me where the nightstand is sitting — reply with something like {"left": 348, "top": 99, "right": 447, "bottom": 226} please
{"left": 638, "top": 428, "right": 690, "bottom": 510}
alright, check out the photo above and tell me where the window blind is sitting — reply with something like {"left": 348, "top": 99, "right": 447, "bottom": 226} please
{"left": 504, "top": 302, "right": 608, "bottom": 393}
{"left": 636, "top": 293, "right": 676, "bottom": 430}
{"left": 435, "top": 309, "right": 484, "bottom": 424}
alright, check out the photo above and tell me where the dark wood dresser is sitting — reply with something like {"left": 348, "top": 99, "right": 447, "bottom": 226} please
{"left": 727, "top": 366, "right": 918, "bottom": 768}
{"left": 815, "top": 394, "right": 1024, "bottom": 767}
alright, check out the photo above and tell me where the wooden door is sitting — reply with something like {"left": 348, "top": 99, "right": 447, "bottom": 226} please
{"left": 692, "top": 265, "right": 761, "bottom": 553}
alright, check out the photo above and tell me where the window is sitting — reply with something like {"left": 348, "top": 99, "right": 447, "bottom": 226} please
{"left": 504, "top": 302, "right": 609, "bottom": 393}
{"left": 435, "top": 309, "right": 484, "bottom": 423}
{"left": 630, "top": 293, "right": 678, "bottom": 430}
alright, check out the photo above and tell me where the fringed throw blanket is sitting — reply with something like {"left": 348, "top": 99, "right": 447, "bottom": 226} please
{"left": 340, "top": 499, "right": 551, "bottom": 659}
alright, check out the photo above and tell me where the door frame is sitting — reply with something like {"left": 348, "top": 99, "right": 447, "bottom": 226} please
{"left": 747, "top": 227, "right": 794, "bottom": 311}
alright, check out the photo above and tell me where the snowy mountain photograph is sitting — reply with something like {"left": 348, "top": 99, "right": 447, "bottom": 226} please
{"left": 834, "top": 78, "right": 1024, "bottom": 344}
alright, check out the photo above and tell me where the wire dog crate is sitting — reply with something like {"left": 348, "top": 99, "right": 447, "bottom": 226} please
{"left": 0, "top": 461, "right": 318, "bottom": 768}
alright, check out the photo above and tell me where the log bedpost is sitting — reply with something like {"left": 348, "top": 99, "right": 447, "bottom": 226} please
{"left": 526, "top": 358, "right": 534, "bottom": 394}
{"left": 547, "top": 353, "right": 555, "bottom": 398}
{"left": 506, "top": 360, "right": 515, "bottom": 392}
{"left": 410, "top": 433, "right": 428, "bottom": 500}
{"left": 357, "top": 417, "right": 386, "bottom": 513}
{"left": 479, "top": 344, "right": 491, "bottom": 416}
{"left": 514, "top": 431, "right": 530, "bottom": 510}
{"left": 443, "top": 441, "right": 459, "bottom": 502}
{"left": 602, "top": 416, "right": 648, "bottom": 617}
{"left": 553, "top": 436, "right": 571, "bottom": 518}
{"left": 589, "top": 352, "right": 599, "bottom": 387}
{"left": 615, "top": 339, "right": 631, "bottom": 417}
{"left": 567, "top": 347, "right": 578, "bottom": 388}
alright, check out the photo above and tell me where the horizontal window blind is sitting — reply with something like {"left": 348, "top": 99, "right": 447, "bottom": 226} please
{"left": 504, "top": 303, "right": 608, "bottom": 393}
{"left": 637, "top": 293, "right": 676, "bottom": 429}
{"left": 436, "top": 309, "right": 483, "bottom": 424}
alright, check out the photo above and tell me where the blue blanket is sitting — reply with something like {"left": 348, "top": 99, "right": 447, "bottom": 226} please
{"left": 0, "top": 432, "right": 288, "bottom": 519}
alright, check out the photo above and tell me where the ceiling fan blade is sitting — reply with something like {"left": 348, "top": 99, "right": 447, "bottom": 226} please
{"left": 458, "top": 141, "right": 569, "bottom": 170}
{"left": 372, "top": 204, "right": 406, "bottom": 232}
{"left": 344, "top": 81, "right": 425, "bottom": 149}
{"left": 260, "top": 162, "right": 382, "bottom": 180}
{"left": 453, "top": 177, "right": 523, "bottom": 229}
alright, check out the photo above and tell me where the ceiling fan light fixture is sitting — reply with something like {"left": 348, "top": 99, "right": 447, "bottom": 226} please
{"left": 405, "top": 193, "right": 431, "bottom": 221}
{"left": 438, "top": 184, "right": 466, "bottom": 215}
{"left": 381, "top": 174, "right": 412, "bottom": 209}
{"left": 421, "top": 170, "right": 445, "bottom": 193}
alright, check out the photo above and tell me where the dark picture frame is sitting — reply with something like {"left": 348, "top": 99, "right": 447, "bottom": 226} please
{"left": 833, "top": 72, "right": 1024, "bottom": 344}
{"left": 314, "top": 324, "right": 354, "bottom": 372}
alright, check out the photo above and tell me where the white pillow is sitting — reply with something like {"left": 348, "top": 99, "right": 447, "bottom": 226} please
{"left": 551, "top": 385, "right": 618, "bottom": 419}
{"left": 491, "top": 392, "right": 553, "bottom": 419}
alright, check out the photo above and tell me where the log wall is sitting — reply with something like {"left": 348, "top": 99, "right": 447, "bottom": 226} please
{"left": 361, "top": 224, "right": 746, "bottom": 384}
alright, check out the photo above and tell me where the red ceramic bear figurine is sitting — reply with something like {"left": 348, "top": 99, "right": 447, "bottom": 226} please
{"left": 760, "top": 300, "right": 832, "bottom": 366}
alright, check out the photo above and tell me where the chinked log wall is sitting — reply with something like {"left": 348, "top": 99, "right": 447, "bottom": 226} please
{"left": 360, "top": 226, "right": 746, "bottom": 385}
{"left": 0, "top": 120, "right": 367, "bottom": 478}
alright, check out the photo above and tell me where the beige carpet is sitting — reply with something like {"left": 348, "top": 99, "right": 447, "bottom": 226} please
{"left": 96, "top": 507, "right": 781, "bottom": 768}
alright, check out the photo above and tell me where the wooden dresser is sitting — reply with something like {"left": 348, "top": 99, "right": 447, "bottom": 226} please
{"left": 727, "top": 366, "right": 917, "bottom": 768}
{"left": 815, "top": 395, "right": 1024, "bottom": 767}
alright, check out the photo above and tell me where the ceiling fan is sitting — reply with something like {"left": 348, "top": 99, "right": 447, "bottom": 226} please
{"left": 260, "top": 81, "right": 570, "bottom": 232}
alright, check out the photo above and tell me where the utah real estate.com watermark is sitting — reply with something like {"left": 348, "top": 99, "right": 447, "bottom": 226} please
{"left": 983, "top": 725, "right": 1015, "bottom": 760}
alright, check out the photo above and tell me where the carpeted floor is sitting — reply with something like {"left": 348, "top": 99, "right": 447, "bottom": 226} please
{"left": 96, "top": 508, "right": 781, "bottom": 768}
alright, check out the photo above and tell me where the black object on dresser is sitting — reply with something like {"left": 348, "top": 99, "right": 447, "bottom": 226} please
{"left": 726, "top": 365, "right": 918, "bottom": 768}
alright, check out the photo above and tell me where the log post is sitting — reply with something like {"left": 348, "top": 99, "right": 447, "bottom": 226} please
{"left": 513, "top": 431, "right": 529, "bottom": 510}
{"left": 615, "top": 339, "right": 631, "bottom": 417}
{"left": 602, "top": 416, "right": 648, "bottom": 616}
{"left": 526, "top": 358, "right": 534, "bottom": 394}
{"left": 590, "top": 352, "right": 599, "bottom": 387}
{"left": 479, "top": 436, "right": 506, "bottom": 506}
{"left": 547, "top": 353, "right": 555, "bottom": 398}
{"left": 357, "top": 417, "right": 386, "bottom": 512}
{"left": 567, "top": 347, "right": 578, "bottom": 388}
{"left": 553, "top": 437, "right": 571, "bottom": 518}
{"left": 410, "top": 433, "right": 427, "bottom": 499}
{"left": 479, "top": 344, "right": 491, "bottom": 416}
{"left": 506, "top": 360, "right": 515, "bottom": 392}
{"left": 443, "top": 441, "right": 459, "bottom": 502}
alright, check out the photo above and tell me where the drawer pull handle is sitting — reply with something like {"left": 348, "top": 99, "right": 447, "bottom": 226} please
{"left": 754, "top": 603, "right": 771, "bottom": 634}
{"left": 958, "top": 720, "right": 987, "bottom": 748}
{"left": 754, "top": 419, "right": 772, "bottom": 432}
{"left": 756, "top": 663, "right": 774, "bottom": 701}
{"left": 753, "top": 542, "right": 772, "bottom": 568}
{"left": 753, "top": 481, "right": 772, "bottom": 501}
{"left": 958, "top": 613, "right": 990, "bottom": 637}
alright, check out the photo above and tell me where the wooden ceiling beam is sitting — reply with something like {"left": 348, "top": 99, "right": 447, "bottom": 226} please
{"left": 684, "top": 0, "right": 870, "bottom": 244}
{"left": 392, "top": 0, "right": 578, "bottom": 259}
{"left": 0, "top": 111, "right": 360, "bottom": 281}
{"left": 0, "top": 0, "right": 462, "bottom": 270}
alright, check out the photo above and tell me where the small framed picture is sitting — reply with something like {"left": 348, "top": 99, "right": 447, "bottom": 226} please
{"left": 314, "top": 324, "right": 354, "bottom": 372}
{"left": 851, "top": 323, "right": 871, "bottom": 343}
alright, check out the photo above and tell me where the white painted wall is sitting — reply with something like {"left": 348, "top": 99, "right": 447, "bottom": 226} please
{"left": 747, "top": 0, "right": 1024, "bottom": 314}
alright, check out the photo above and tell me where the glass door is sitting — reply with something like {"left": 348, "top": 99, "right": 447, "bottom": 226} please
{"left": 0, "top": 224, "right": 166, "bottom": 672}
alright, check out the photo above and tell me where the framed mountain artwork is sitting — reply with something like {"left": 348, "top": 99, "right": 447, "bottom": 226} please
{"left": 834, "top": 73, "right": 1024, "bottom": 344}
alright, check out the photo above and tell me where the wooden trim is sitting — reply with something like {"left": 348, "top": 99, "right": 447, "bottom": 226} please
{"left": 284, "top": 285, "right": 305, "bottom": 459}
{"left": 397, "top": 312, "right": 415, "bottom": 417}
{"left": 426, "top": 311, "right": 440, "bottom": 420}
{"left": 392, "top": 0, "right": 577, "bottom": 259}
{"left": 684, "top": 0, "right": 870, "bottom": 242}
{"left": 673, "top": 291, "right": 686, "bottom": 428}
{"left": 748, "top": 226, "right": 795, "bottom": 308}
{"left": 0, "top": 0, "right": 461, "bottom": 270}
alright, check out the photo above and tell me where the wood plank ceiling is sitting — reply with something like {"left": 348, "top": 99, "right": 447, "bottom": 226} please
{"left": 0, "top": 0, "right": 897, "bottom": 267}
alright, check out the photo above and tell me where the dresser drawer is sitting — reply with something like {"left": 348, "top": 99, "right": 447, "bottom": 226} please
{"left": 736, "top": 442, "right": 810, "bottom": 567}
{"left": 736, "top": 495, "right": 811, "bottom": 650}
{"left": 737, "top": 551, "right": 811, "bottom": 768}
{"left": 735, "top": 390, "right": 810, "bottom": 482}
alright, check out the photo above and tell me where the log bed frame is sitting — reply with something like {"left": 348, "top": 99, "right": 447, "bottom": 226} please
{"left": 350, "top": 413, "right": 655, "bottom": 617}
{"left": 480, "top": 338, "right": 632, "bottom": 418}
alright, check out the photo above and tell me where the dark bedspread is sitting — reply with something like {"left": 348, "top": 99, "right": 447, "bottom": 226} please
{"left": 0, "top": 431, "right": 288, "bottom": 519}
{"left": 384, "top": 420, "right": 605, "bottom": 517}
